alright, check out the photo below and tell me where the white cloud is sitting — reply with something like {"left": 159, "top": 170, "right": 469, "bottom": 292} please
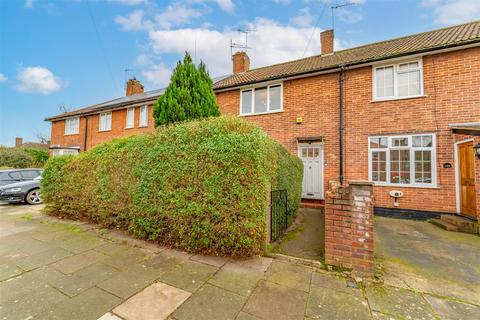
{"left": 142, "top": 63, "right": 172, "bottom": 86}
{"left": 148, "top": 18, "right": 331, "bottom": 77}
{"left": 0, "top": 73, "right": 7, "bottom": 83}
{"left": 115, "top": 10, "right": 146, "bottom": 31}
{"left": 155, "top": 3, "right": 202, "bottom": 29}
{"left": 135, "top": 53, "right": 152, "bottom": 66}
{"left": 107, "top": 0, "right": 147, "bottom": 5}
{"left": 422, "top": 0, "right": 480, "bottom": 25}
{"left": 16, "top": 67, "right": 63, "bottom": 94}
{"left": 25, "top": 0, "right": 34, "bottom": 9}
{"left": 290, "top": 8, "right": 314, "bottom": 27}
{"left": 273, "top": 0, "right": 293, "bottom": 4}
{"left": 115, "top": 4, "right": 201, "bottom": 31}
{"left": 187, "top": 0, "right": 235, "bottom": 13}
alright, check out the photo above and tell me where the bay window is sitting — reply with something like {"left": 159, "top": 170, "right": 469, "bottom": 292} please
{"left": 373, "top": 60, "right": 423, "bottom": 100}
{"left": 368, "top": 134, "right": 436, "bottom": 187}
{"left": 240, "top": 84, "right": 283, "bottom": 115}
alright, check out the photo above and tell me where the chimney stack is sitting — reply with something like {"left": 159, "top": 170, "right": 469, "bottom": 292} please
{"left": 15, "top": 137, "right": 23, "bottom": 147}
{"left": 126, "top": 78, "right": 144, "bottom": 96}
{"left": 321, "top": 29, "right": 334, "bottom": 55}
{"left": 232, "top": 51, "right": 250, "bottom": 74}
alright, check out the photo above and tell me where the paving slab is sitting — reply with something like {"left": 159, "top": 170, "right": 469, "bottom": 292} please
{"left": 51, "top": 249, "right": 108, "bottom": 274}
{"left": 58, "top": 232, "right": 106, "bottom": 253}
{"left": 14, "top": 246, "right": 72, "bottom": 271}
{"left": 0, "top": 283, "right": 69, "bottom": 320}
{"left": 98, "top": 312, "right": 123, "bottom": 320}
{"left": 0, "top": 262, "right": 24, "bottom": 281}
{"left": 114, "top": 282, "right": 191, "bottom": 320}
{"left": 366, "top": 284, "right": 438, "bottom": 320}
{"left": 425, "top": 295, "right": 480, "bottom": 320}
{"left": 190, "top": 254, "right": 228, "bottom": 267}
{"left": 311, "top": 271, "right": 362, "bottom": 297}
{"left": 97, "top": 263, "right": 162, "bottom": 299}
{"left": 159, "top": 260, "right": 218, "bottom": 292}
{"left": 102, "top": 248, "right": 150, "bottom": 270}
{"left": 242, "top": 280, "right": 308, "bottom": 320}
{"left": 228, "top": 256, "right": 272, "bottom": 273}
{"left": 208, "top": 266, "right": 263, "bottom": 297}
{"left": 235, "top": 312, "right": 259, "bottom": 320}
{"left": 49, "top": 262, "right": 120, "bottom": 297}
{"left": 305, "top": 286, "right": 370, "bottom": 320}
{"left": 265, "top": 260, "right": 312, "bottom": 292}
{"left": 37, "top": 287, "right": 122, "bottom": 320}
{"left": 95, "top": 242, "right": 133, "bottom": 256}
{"left": 173, "top": 283, "right": 246, "bottom": 320}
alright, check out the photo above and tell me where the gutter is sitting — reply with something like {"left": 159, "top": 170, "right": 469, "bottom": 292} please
{"left": 213, "top": 41, "right": 480, "bottom": 92}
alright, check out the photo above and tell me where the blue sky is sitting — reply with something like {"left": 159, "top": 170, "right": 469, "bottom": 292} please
{"left": 0, "top": 0, "right": 479, "bottom": 146}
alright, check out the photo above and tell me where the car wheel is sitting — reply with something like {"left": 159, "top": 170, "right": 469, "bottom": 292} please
{"left": 25, "top": 189, "right": 42, "bottom": 205}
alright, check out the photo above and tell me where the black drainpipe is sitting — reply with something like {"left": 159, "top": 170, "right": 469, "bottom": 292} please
{"left": 83, "top": 116, "right": 88, "bottom": 152}
{"left": 339, "top": 66, "right": 345, "bottom": 185}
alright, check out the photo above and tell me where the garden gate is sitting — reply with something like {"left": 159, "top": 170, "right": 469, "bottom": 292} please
{"left": 270, "top": 189, "right": 288, "bottom": 242}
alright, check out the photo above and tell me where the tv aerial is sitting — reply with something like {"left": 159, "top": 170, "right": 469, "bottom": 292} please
{"left": 331, "top": 2, "right": 355, "bottom": 30}
{"left": 230, "top": 28, "right": 256, "bottom": 56}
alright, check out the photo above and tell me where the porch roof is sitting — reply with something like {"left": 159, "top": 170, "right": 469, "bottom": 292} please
{"left": 449, "top": 122, "right": 480, "bottom": 136}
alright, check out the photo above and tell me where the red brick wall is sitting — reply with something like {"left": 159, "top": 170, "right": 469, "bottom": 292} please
{"left": 216, "top": 47, "right": 480, "bottom": 218}
{"left": 50, "top": 104, "right": 155, "bottom": 152}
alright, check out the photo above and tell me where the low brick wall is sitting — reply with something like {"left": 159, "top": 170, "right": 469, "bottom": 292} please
{"left": 324, "top": 180, "right": 374, "bottom": 277}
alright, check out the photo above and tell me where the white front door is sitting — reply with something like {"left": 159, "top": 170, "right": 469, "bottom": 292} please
{"left": 299, "top": 144, "right": 324, "bottom": 199}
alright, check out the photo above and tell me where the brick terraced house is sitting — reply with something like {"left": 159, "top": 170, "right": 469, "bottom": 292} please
{"left": 47, "top": 21, "right": 480, "bottom": 223}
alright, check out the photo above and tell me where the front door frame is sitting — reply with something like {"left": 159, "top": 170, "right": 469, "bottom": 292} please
{"left": 298, "top": 142, "right": 324, "bottom": 200}
{"left": 454, "top": 138, "right": 477, "bottom": 216}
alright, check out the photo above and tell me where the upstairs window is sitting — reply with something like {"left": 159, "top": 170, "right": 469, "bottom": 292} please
{"left": 240, "top": 84, "right": 283, "bottom": 116}
{"left": 139, "top": 105, "right": 148, "bottom": 127}
{"left": 64, "top": 117, "right": 80, "bottom": 135}
{"left": 373, "top": 60, "right": 423, "bottom": 100}
{"left": 126, "top": 107, "right": 135, "bottom": 128}
{"left": 369, "top": 134, "right": 436, "bottom": 187}
{"left": 99, "top": 112, "right": 112, "bottom": 131}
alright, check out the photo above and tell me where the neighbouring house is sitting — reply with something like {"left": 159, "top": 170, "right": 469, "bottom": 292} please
{"left": 15, "top": 137, "right": 50, "bottom": 150}
{"left": 46, "top": 21, "right": 480, "bottom": 222}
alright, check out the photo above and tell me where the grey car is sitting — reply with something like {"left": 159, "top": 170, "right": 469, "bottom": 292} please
{"left": 0, "top": 176, "right": 42, "bottom": 205}
{"left": 0, "top": 169, "right": 43, "bottom": 186}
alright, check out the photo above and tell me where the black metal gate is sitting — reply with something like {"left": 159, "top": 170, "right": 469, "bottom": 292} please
{"left": 270, "top": 189, "right": 288, "bottom": 242}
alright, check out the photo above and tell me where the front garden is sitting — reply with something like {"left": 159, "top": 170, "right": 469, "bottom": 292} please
{"left": 42, "top": 116, "right": 303, "bottom": 256}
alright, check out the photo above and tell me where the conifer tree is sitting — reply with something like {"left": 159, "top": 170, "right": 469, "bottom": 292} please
{"left": 153, "top": 52, "right": 220, "bottom": 127}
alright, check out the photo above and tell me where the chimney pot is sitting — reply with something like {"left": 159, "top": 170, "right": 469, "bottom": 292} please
{"left": 321, "top": 29, "right": 334, "bottom": 55}
{"left": 232, "top": 51, "right": 250, "bottom": 74}
{"left": 15, "top": 137, "right": 23, "bottom": 148}
{"left": 126, "top": 78, "right": 144, "bottom": 96}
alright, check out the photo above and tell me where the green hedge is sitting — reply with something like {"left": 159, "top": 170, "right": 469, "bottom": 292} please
{"left": 0, "top": 147, "right": 49, "bottom": 169}
{"left": 41, "top": 116, "right": 303, "bottom": 256}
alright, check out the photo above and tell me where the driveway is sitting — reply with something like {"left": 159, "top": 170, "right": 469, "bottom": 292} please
{"left": 376, "top": 216, "right": 480, "bottom": 309}
{"left": 1, "top": 204, "right": 479, "bottom": 320}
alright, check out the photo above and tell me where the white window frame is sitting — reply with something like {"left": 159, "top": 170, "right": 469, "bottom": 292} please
{"left": 368, "top": 133, "right": 437, "bottom": 188}
{"left": 372, "top": 59, "right": 424, "bottom": 101}
{"left": 126, "top": 107, "right": 135, "bottom": 129}
{"left": 240, "top": 83, "right": 283, "bottom": 116}
{"left": 139, "top": 105, "right": 148, "bottom": 127}
{"left": 64, "top": 117, "right": 80, "bottom": 135}
{"left": 99, "top": 112, "right": 112, "bottom": 132}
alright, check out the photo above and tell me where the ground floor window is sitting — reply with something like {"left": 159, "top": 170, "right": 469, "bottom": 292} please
{"left": 368, "top": 133, "right": 436, "bottom": 187}
{"left": 52, "top": 148, "right": 80, "bottom": 157}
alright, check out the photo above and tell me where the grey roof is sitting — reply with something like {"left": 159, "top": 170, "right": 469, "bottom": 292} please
{"left": 45, "top": 75, "right": 230, "bottom": 121}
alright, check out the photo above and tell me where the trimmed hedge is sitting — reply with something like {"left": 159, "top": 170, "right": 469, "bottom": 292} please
{"left": 41, "top": 116, "right": 303, "bottom": 256}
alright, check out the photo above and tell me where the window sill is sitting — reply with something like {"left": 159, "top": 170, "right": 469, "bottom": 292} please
{"left": 371, "top": 95, "right": 427, "bottom": 103}
{"left": 125, "top": 126, "right": 134, "bottom": 130}
{"left": 64, "top": 133, "right": 80, "bottom": 136}
{"left": 138, "top": 125, "right": 148, "bottom": 128}
{"left": 98, "top": 129, "right": 111, "bottom": 132}
{"left": 240, "top": 110, "right": 284, "bottom": 117}
{"left": 372, "top": 182, "right": 440, "bottom": 189}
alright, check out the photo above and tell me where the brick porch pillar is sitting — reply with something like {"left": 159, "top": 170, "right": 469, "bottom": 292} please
{"left": 324, "top": 180, "right": 375, "bottom": 277}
